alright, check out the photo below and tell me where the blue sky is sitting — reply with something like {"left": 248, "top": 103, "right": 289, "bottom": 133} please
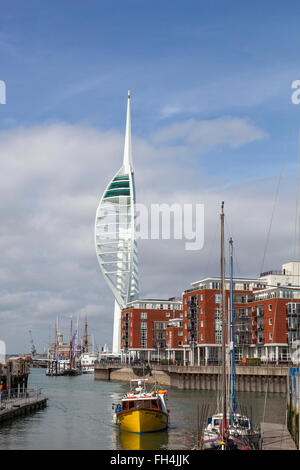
{"left": 1, "top": 1, "right": 300, "bottom": 352}
{"left": 1, "top": 0, "right": 300, "bottom": 181}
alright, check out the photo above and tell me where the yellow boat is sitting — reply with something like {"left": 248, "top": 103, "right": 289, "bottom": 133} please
{"left": 113, "top": 379, "right": 169, "bottom": 433}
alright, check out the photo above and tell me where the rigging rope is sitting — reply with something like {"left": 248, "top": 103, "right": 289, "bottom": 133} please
{"left": 294, "top": 129, "right": 300, "bottom": 261}
{"left": 260, "top": 106, "right": 296, "bottom": 275}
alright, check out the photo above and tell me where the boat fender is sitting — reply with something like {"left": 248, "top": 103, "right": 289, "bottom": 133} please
{"left": 167, "top": 409, "right": 170, "bottom": 413}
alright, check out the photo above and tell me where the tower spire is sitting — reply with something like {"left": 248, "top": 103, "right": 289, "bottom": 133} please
{"left": 123, "top": 90, "right": 133, "bottom": 172}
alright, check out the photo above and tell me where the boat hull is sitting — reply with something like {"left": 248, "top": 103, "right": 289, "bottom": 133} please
{"left": 117, "top": 409, "right": 168, "bottom": 433}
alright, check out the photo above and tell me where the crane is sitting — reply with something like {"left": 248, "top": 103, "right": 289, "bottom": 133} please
{"left": 29, "top": 330, "right": 37, "bottom": 356}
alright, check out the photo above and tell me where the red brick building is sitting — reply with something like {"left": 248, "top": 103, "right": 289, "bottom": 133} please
{"left": 119, "top": 262, "right": 300, "bottom": 365}
{"left": 181, "top": 277, "right": 261, "bottom": 365}
{"left": 120, "top": 299, "right": 183, "bottom": 362}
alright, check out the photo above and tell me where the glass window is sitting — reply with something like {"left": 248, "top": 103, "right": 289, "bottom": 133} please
{"left": 140, "top": 312, "right": 147, "bottom": 319}
{"left": 129, "top": 401, "right": 135, "bottom": 409}
{"left": 122, "top": 401, "right": 128, "bottom": 411}
{"left": 151, "top": 400, "right": 159, "bottom": 409}
{"left": 143, "top": 400, "right": 150, "bottom": 409}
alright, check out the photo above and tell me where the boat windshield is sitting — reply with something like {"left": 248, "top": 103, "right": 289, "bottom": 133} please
{"left": 236, "top": 418, "right": 249, "bottom": 428}
{"left": 120, "top": 399, "right": 161, "bottom": 412}
{"left": 213, "top": 419, "right": 222, "bottom": 426}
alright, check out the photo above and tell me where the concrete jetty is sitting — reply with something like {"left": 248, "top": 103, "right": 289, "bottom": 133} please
{"left": 260, "top": 423, "right": 297, "bottom": 450}
{"left": 0, "top": 390, "right": 48, "bottom": 424}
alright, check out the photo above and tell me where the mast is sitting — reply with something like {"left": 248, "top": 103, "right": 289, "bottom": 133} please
{"left": 220, "top": 202, "right": 227, "bottom": 440}
{"left": 84, "top": 312, "right": 90, "bottom": 353}
{"left": 229, "top": 237, "right": 237, "bottom": 416}
{"left": 69, "top": 315, "right": 73, "bottom": 369}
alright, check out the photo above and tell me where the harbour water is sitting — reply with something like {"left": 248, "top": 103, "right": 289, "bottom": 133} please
{"left": 0, "top": 368, "right": 287, "bottom": 450}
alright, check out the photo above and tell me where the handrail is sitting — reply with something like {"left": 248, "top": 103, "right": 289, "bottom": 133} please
{"left": 0, "top": 387, "right": 42, "bottom": 404}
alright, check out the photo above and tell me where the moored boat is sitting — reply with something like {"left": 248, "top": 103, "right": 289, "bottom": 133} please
{"left": 201, "top": 204, "right": 259, "bottom": 450}
{"left": 80, "top": 351, "right": 98, "bottom": 373}
{"left": 113, "top": 379, "right": 169, "bottom": 433}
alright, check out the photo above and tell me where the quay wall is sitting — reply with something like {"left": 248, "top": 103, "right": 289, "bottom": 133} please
{"left": 0, "top": 397, "right": 48, "bottom": 425}
{"left": 94, "top": 363, "right": 289, "bottom": 393}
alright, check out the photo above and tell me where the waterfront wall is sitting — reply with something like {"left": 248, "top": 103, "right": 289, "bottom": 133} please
{"left": 94, "top": 363, "right": 288, "bottom": 393}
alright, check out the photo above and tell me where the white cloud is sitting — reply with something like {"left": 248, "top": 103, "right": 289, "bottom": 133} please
{"left": 152, "top": 116, "right": 267, "bottom": 151}
{"left": 0, "top": 118, "right": 286, "bottom": 354}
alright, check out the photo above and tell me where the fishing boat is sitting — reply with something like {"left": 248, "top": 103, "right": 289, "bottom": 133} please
{"left": 201, "top": 203, "right": 259, "bottom": 450}
{"left": 113, "top": 379, "right": 169, "bottom": 433}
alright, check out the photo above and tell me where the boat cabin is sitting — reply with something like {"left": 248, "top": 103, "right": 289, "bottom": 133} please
{"left": 208, "top": 414, "right": 251, "bottom": 430}
{"left": 121, "top": 397, "right": 162, "bottom": 412}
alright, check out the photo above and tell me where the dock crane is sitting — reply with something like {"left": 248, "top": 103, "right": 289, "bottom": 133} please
{"left": 29, "top": 330, "right": 37, "bottom": 357}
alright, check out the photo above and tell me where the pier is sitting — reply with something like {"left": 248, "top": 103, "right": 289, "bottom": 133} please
{"left": 94, "top": 362, "right": 289, "bottom": 393}
{"left": 0, "top": 388, "right": 48, "bottom": 424}
{"left": 260, "top": 423, "right": 297, "bottom": 450}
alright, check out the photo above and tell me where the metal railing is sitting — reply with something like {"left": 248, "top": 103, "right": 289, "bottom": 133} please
{"left": 0, "top": 387, "right": 42, "bottom": 409}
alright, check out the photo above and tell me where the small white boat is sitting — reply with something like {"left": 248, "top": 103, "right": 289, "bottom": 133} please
{"left": 80, "top": 352, "right": 98, "bottom": 373}
{"left": 204, "top": 412, "right": 253, "bottom": 440}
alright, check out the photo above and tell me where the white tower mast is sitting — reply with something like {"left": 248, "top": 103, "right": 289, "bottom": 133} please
{"left": 95, "top": 92, "right": 139, "bottom": 354}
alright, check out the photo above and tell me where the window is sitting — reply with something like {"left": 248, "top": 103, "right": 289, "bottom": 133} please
{"left": 269, "top": 318, "right": 272, "bottom": 326}
{"left": 151, "top": 400, "right": 159, "bottom": 409}
{"left": 140, "top": 312, "right": 147, "bottom": 319}
{"left": 178, "top": 341, "right": 182, "bottom": 346}
{"left": 201, "top": 308, "right": 204, "bottom": 314}
{"left": 200, "top": 321, "right": 204, "bottom": 327}
{"left": 269, "top": 333, "right": 273, "bottom": 340}
{"left": 200, "top": 294, "right": 204, "bottom": 301}
{"left": 268, "top": 304, "right": 272, "bottom": 311}
{"left": 212, "top": 282, "right": 221, "bottom": 289}
{"left": 180, "top": 313, "right": 183, "bottom": 318}
{"left": 140, "top": 322, "right": 147, "bottom": 348}
{"left": 215, "top": 294, "right": 221, "bottom": 304}
{"left": 129, "top": 401, "right": 135, "bottom": 409}
{"left": 166, "top": 312, "right": 170, "bottom": 317}
{"left": 201, "top": 334, "right": 203, "bottom": 341}
{"left": 178, "top": 330, "right": 183, "bottom": 336}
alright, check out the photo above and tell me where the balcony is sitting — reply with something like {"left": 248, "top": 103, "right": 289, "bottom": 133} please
{"left": 260, "top": 270, "right": 283, "bottom": 277}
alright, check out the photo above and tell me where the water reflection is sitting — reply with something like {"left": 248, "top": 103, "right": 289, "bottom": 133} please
{"left": 115, "top": 429, "right": 169, "bottom": 450}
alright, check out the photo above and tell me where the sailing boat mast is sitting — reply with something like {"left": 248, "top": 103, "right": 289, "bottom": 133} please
{"left": 84, "top": 313, "right": 89, "bottom": 353}
{"left": 220, "top": 202, "right": 227, "bottom": 440}
{"left": 69, "top": 315, "right": 73, "bottom": 369}
{"left": 229, "top": 237, "right": 237, "bottom": 416}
